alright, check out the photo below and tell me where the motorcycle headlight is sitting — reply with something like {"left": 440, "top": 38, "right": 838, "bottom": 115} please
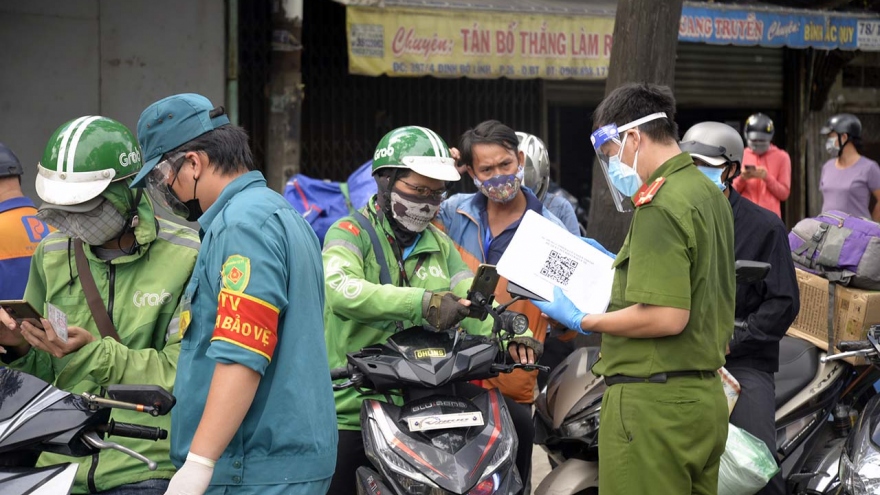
{"left": 559, "top": 403, "right": 601, "bottom": 439}
{"left": 839, "top": 427, "right": 880, "bottom": 494}
{"left": 364, "top": 418, "right": 445, "bottom": 495}
{"left": 477, "top": 403, "right": 517, "bottom": 482}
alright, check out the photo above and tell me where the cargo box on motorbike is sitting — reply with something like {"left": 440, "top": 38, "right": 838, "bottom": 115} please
{"left": 788, "top": 268, "right": 880, "bottom": 365}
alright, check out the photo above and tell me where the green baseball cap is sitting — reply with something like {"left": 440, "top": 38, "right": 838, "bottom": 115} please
{"left": 131, "top": 93, "right": 230, "bottom": 188}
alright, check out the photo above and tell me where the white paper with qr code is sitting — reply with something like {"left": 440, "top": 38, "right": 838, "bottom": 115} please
{"left": 497, "top": 210, "right": 614, "bottom": 314}
{"left": 46, "top": 303, "right": 68, "bottom": 343}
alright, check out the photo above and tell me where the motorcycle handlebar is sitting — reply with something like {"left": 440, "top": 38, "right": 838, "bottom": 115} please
{"left": 329, "top": 367, "right": 351, "bottom": 380}
{"left": 838, "top": 340, "right": 873, "bottom": 352}
{"left": 102, "top": 420, "right": 167, "bottom": 441}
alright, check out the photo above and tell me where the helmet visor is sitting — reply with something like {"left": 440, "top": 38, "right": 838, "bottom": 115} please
{"left": 680, "top": 141, "right": 729, "bottom": 166}
{"left": 144, "top": 152, "right": 190, "bottom": 219}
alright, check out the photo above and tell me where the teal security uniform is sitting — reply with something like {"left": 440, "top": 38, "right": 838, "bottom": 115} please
{"left": 4, "top": 184, "right": 199, "bottom": 493}
{"left": 173, "top": 171, "right": 337, "bottom": 493}
{"left": 593, "top": 153, "right": 735, "bottom": 495}
{"left": 323, "top": 199, "right": 511, "bottom": 430}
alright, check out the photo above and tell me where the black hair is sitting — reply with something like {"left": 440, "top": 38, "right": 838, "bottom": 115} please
{"left": 173, "top": 125, "right": 255, "bottom": 174}
{"left": 592, "top": 83, "right": 679, "bottom": 145}
{"left": 458, "top": 120, "right": 519, "bottom": 169}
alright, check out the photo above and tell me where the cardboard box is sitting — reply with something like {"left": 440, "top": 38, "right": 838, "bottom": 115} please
{"left": 789, "top": 268, "right": 880, "bottom": 360}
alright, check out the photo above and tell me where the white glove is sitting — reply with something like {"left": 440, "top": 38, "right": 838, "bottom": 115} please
{"left": 165, "top": 452, "right": 215, "bottom": 495}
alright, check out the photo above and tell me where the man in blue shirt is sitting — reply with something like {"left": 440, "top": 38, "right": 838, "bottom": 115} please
{"left": 132, "top": 93, "right": 337, "bottom": 495}
{"left": 0, "top": 142, "right": 51, "bottom": 300}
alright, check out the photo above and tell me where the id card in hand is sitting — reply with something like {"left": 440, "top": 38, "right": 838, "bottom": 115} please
{"left": 46, "top": 303, "right": 69, "bottom": 343}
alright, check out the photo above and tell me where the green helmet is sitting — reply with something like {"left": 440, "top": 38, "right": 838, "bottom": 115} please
{"left": 371, "top": 126, "right": 460, "bottom": 181}
{"left": 36, "top": 116, "right": 142, "bottom": 209}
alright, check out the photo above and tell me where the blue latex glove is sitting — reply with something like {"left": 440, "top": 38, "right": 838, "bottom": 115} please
{"left": 533, "top": 286, "right": 589, "bottom": 334}
{"left": 581, "top": 237, "right": 616, "bottom": 259}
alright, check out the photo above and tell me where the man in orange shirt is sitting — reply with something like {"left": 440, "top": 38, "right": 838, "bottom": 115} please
{"left": 0, "top": 142, "right": 51, "bottom": 299}
{"left": 733, "top": 113, "right": 791, "bottom": 217}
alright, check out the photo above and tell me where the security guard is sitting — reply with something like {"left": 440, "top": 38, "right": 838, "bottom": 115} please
{"left": 132, "top": 93, "right": 337, "bottom": 495}
{"left": 536, "top": 83, "right": 735, "bottom": 494}
{"left": 0, "top": 142, "right": 51, "bottom": 299}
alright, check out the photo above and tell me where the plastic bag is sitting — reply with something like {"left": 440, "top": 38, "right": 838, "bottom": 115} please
{"left": 717, "top": 423, "right": 780, "bottom": 495}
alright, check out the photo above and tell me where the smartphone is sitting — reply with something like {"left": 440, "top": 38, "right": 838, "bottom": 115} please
{"left": 467, "top": 265, "right": 499, "bottom": 320}
{"left": 744, "top": 165, "right": 756, "bottom": 171}
{"left": 0, "top": 300, "right": 44, "bottom": 328}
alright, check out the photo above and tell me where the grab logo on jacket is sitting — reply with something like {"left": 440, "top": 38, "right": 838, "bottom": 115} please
{"left": 133, "top": 289, "right": 173, "bottom": 307}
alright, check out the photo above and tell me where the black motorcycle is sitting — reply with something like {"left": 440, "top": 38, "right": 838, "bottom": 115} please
{"left": 330, "top": 274, "right": 546, "bottom": 495}
{"left": 834, "top": 326, "right": 880, "bottom": 494}
{"left": 0, "top": 369, "right": 174, "bottom": 495}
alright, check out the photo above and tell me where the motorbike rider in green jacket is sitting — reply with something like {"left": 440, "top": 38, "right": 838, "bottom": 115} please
{"left": 0, "top": 116, "right": 199, "bottom": 494}
{"left": 323, "top": 125, "right": 543, "bottom": 494}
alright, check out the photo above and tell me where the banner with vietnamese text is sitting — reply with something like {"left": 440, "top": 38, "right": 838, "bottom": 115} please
{"left": 347, "top": 7, "right": 615, "bottom": 80}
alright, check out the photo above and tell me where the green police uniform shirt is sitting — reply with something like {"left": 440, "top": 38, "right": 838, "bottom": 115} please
{"left": 592, "top": 153, "right": 735, "bottom": 378}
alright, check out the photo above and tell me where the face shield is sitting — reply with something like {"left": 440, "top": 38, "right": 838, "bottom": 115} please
{"left": 590, "top": 112, "right": 667, "bottom": 213}
{"left": 144, "top": 152, "right": 189, "bottom": 219}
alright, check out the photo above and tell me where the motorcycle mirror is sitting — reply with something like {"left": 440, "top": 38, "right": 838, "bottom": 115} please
{"left": 506, "top": 281, "right": 548, "bottom": 302}
{"left": 735, "top": 260, "right": 770, "bottom": 285}
{"left": 106, "top": 385, "right": 176, "bottom": 416}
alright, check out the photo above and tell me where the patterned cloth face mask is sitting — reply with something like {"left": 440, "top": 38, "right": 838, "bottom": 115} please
{"left": 473, "top": 165, "right": 525, "bottom": 204}
{"left": 389, "top": 189, "right": 442, "bottom": 233}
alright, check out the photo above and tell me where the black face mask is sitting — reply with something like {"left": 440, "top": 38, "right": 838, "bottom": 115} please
{"left": 177, "top": 178, "right": 203, "bottom": 222}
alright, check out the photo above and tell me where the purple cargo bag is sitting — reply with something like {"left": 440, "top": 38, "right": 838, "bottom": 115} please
{"left": 789, "top": 210, "right": 880, "bottom": 290}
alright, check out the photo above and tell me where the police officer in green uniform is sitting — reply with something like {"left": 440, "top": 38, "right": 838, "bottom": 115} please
{"left": 535, "top": 83, "right": 735, "bottom": 495}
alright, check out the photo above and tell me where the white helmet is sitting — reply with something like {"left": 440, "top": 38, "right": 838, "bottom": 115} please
{"left": 516, "top": 132, "right": 550, "bottom": 200}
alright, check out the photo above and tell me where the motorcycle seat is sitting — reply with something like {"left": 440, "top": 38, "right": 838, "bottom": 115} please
{"left": 773, "top": 336, "right": 818, "bottom": 408}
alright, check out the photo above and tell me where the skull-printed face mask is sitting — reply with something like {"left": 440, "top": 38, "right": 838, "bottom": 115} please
{"left": 389, "top": 188, "right": 442, "bottom": 233}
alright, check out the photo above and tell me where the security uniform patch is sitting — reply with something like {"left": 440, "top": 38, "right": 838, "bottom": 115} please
{"left": 222, "top": 255, "right": 251, "bottom": 292}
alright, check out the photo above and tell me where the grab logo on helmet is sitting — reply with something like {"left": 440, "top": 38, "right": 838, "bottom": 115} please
{"left": 119, "top": 150, "right": 141, "bottom": 167}
{"left": 374, "top": 145, "right": 395, "bottom": 161}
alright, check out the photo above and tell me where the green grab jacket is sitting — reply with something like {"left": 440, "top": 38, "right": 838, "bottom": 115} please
{"left": 6, "top": 193, "right": 199, "bottom": 494}
{"left": 323, "top": 200, "right": 530, "bottom": 431}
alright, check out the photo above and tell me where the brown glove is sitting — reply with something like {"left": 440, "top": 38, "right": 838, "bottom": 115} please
{"left": 508, "top": 336, "right": 544, "bottom": 361}
{"left": 421, "top": 291, "right": 470, "bottom": 330}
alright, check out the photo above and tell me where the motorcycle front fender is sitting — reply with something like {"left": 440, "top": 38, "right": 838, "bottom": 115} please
{"left": 534, "top": 458, "right": 598, "bottom": 495}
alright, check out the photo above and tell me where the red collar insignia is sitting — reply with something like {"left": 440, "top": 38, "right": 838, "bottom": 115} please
{"left": 634, "top": 177, "right": 666, "bottom": 207}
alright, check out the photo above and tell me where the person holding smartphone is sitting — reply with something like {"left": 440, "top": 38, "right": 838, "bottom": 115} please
{"left": 732, "top": 113, "right": 791, "bottom": 218}
{"left": 0, "top": 116, "right": 200, "bottom": 495}
{"left": 322, "top": 126, "right": 542, "bottom": 494}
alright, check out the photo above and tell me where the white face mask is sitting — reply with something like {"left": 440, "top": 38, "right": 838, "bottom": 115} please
{"left": 826, "top": 137, "right": 840, "bottom": 156}
{"left": 37, "top": 199, "right": 126, "bottom": 246}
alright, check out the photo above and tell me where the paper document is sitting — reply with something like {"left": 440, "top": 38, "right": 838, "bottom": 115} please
{"left": 46, "top": 303, "right": 68, "bottom": 343}
{"left": 497, "top": 210, "right": 614, "bottom": 314}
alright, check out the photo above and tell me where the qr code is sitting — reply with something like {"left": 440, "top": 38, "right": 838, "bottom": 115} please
{"left": 540, "top": 250, "right": 578, "bottom": 286}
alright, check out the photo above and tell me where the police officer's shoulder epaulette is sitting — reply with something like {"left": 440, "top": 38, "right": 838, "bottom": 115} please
{"left": 634, "top": 177, "right": 666, "bottom": 207}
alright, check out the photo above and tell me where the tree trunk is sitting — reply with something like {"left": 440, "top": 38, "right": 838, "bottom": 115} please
{"left": 586, "top": 0, "right": 684, "bottom": 251}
